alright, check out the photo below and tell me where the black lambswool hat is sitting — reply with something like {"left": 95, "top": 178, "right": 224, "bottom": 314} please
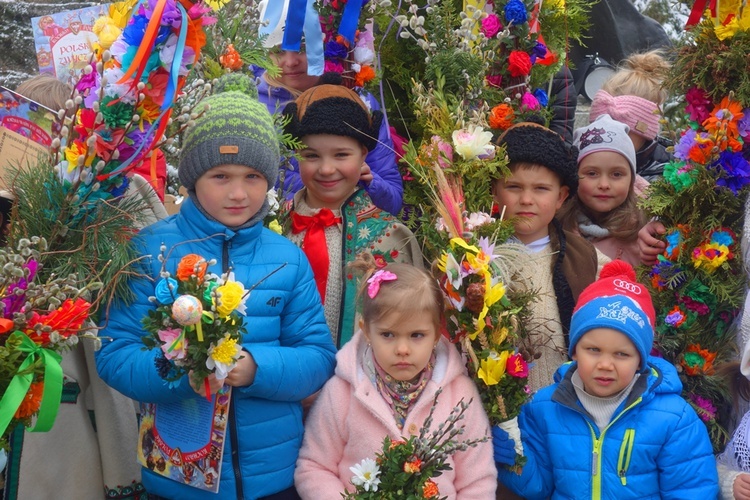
{"left": 495, "top": 122, "right": 580, "bottom": 195}
{"left": 282, "top": 84, "right": 383, "bottom": 151}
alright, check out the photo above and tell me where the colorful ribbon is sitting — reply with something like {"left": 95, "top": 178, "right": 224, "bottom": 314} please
{"left": 291, "top": 209, "right": 342, "bottom": 303}
{"left": 339, "top": 0, "right": 365, "bottom": 44}
{"left": 0, "top": 332, "right": 63, "bottom": 436}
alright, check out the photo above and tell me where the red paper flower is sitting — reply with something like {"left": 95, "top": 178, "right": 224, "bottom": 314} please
{"left": 506, "top": 352, "right": 529, "bottom": 378}
{"left": 39, "top": 298, "right": 91, "bottom": 338}
{"left": 489, "top": 103, "right": 515, "bottom": 130}
{"left": 508, "top": 51, "right": 532, "bottom": 77}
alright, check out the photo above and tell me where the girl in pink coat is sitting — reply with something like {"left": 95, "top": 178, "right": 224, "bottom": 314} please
{"left": 295, "top": 258, "right": 497, "bottom": 499}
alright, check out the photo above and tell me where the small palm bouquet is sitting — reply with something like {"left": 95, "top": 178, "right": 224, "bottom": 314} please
{"left": 0, "top": 237, "right": 99, "bottom": 449}
{"left": 142, "top": 251, "right": 248, "bottom": 392}
{"left": 343, "top": 391, "right": 486, "bottom": 500}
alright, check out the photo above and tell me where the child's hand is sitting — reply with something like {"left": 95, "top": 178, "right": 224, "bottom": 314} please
{"left": 735, "top": 472, "right": 750, "bottom": 499}
{"left": 224, "top": 350, "right": 257, "bottom": 388}
{"left": 360, "top": 162, "right": 373, "bottom": 186}
{"left": 492, "top": 425, "right": 517, "bottom": 466}
{"left": 189, "top": 371, "right": 224, "bottom": 397}
{"left": 638, "top": 220, "right": 666, "bottom": 266}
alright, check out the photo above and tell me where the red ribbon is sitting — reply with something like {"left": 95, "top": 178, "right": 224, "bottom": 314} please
{"left": 291, "top": 209, "right": 342, "bottom": 304}
{"left": 685, "top": 0, "right": 716, "bottom": 28}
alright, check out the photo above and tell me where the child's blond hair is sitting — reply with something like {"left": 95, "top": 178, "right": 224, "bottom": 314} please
{"left": 15, "top": 74, "right": 71, "bottom": 111}
{"left": 601, "top": 50, "right": 670, "bottom": 106}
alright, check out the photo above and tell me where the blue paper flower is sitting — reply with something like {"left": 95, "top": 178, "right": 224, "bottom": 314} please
{"left": 155, "top": 277, "right": 179, "bottom": 304}
{"left": 533, "top": 88, "right": 549, "bottom": 107}
{"left": 710, "top": 150, "right": 750, "bottom": 194}
{"left": 504, "top": 0, "right": 528, "bottom": 25}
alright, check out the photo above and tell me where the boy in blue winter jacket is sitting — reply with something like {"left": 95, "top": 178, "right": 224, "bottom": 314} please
{"left": 96, "top": 74, "right": 337, "bottom": 500}
{"left": 493, "top": 260, "right": 718, "bottom": 499}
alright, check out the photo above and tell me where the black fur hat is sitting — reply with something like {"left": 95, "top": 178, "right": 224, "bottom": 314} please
{"left": 495, "top": 122, "right": 579, "bottom": 195}
{"left": 282, "top": 84, "right": 383, "bottom": 151}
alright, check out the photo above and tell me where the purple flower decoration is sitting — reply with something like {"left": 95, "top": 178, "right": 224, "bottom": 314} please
{"left": 689, "top": 393, "right": 716, "bottom": 423}
{"left": 673, "top": 129, "right": 698, "bottom": 161}
{"left": 529, "top": 42, "right": 547, "bottom": 64}
{"left": 1, "top": 259, "right": 38, "bottom": 317}
{"left": 709, "top": 150, "right": 750, "bottom": 194}
{"left": 324, "top": 40, "right": 349, "bottom": 60}
{"left": 738, "top": 111, "right": 750, "bottom": 139}
{"left": 664, "top": 308, "right": 686, "bottom": 327}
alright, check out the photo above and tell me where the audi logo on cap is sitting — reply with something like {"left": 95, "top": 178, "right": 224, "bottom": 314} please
{"left": 613, "top": 279, "right": 641, "bottom": 294}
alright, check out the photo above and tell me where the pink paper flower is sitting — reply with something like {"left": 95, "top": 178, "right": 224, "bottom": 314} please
{"left": 481, "top": 14, "right": 503, "bottom": 38}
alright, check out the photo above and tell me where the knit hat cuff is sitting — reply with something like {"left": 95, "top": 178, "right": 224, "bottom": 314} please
{"left": 179, "top": 135, "right": 280, "bottom": 190}
{"left": 589, "top": 90, "right": 661, "bottom": 141}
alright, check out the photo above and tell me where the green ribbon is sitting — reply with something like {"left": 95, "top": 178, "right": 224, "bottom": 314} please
{"left": 0, "top": 331, "right": 63, "bottom": 436}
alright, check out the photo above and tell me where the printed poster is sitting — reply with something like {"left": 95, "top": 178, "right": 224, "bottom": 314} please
{"left": 0, "top": 86, "right": 58, "bottom": 148}
{"left": 31, "top": 5, "right": 109, "bottom": 85}
{"left": 137, "top": 385, "right": 232, "bottom": 493}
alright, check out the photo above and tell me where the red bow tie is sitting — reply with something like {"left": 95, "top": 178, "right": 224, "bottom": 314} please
{"left": 291, "top": 208, "right": 342, "bottom": 304}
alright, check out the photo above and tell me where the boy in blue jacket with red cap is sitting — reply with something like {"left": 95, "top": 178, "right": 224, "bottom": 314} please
{"left": 493, "top": 260, "right": 718, "bottom": 499}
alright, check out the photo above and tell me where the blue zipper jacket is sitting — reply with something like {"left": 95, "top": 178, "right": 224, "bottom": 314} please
{"left": 256, "top": 73, "right": 404, "bottom": 215}
{"left": 96, "top": 198, "right": 337, "bottom": 499}
{"left": 498, "top": 356, "right": 718, "bottom": 499}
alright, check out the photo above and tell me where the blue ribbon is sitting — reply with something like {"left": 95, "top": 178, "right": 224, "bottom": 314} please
{"left": 338, "top": 0, "right": 364, "bottom": 44}
{"left": 303, "top": 0, "right": 324, "bottom": 75}
{"left": 281, "top": 0, "right": 308, "bottom": 52}
{"left": 162, "top": 1, "right": 188, "bottom": 111}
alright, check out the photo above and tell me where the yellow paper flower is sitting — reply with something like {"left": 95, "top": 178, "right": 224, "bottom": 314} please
{"left": 93, "top": 16, "right": 122, "bottom": 50}
{"left": 268, "top": 220, "right": 283, "bottom": 235}
{"left": 715, "top": 16, "right": 740, "bottom": 40}
{"left": 215, "top": 280, "right": 246, "bottom": 317}
{"left": 206, "top": 335, "right": 241, "bottom": 379}
{"left": 450, "top": 237, "right": 480, "bottom": 254}
{"left": 205, "top": 0, "right": 230, "bottom": 10}
{"left": 64, "top": 142, "right": 87, "bottom": 172}
{"left": 477, "top": 351, "right": 509, "bottom": 386}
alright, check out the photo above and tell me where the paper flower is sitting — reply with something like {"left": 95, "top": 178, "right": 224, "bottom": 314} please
{"left": 452, "top": 126, "right": 494, "bottom": 160}
{"left": 489, "top": 103, "right": 515, "bottom": 130}
{"left": 506, "top": 352, "right": 529, "bottom": 378}
{"left": 680, "top": 344, "right": 716, "bottom": 376}
{"left": 176, "top": 254, "right": 208, "bottom": 281}
{"left": 403, "top": 458, "right": 422, "bottom": 473}
{"left": 481, "top": 13, "right": 503, "bottom": 37}
{"left": 504, "top": 0, "right": 528, "bottom": 24}
{"left": 206, "top": 334, "right": 242, "bottom": 379}
{"left": 508, "top": 50, "right": 532, "bottom": 78}
{"left": 158, "top": 327, "right": 188, "bottom": 361}
{"left": 477, "top": 350, "right": 509, "bottom": 386}
{"left": 350, "top": 458, "right": 381, "bottom": 492}
{"left": 215, "top": 277, "right": 248, "bottom": 317}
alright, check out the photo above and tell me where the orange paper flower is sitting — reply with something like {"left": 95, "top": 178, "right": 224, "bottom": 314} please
{"left": 422, "top": 480, "right": 439, "bottom": 498}
{"left": 176, "top": 254, "right": 208, "bottom": 281}
{"left": 354, "top": 65, "right": 376, "bottom": 88}
{"left": 489, "top": 103, "right": 515, "bottom": 130}
{"left": 403, "top": 458, "right": 422, "bottom": 473}
{"left": 15, "top": 381, "right": 44, "bottom": 419}
{"left": 680, "top": 344, "right": 716, "bottom": 376}
{"left": 219, "top": 43, "right": 243, "bottom": 71}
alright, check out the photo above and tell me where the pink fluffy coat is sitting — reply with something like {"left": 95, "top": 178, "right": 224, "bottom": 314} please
{"left": 295, "top": 330, "right": 497, "bottom": 499}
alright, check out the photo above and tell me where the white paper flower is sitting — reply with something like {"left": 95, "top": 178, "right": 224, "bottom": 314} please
{"left": 266, "top": 188, "right": 279, "bottom": 216}
{"left": 465, "top": 211, "right": 495, "bottom": 231}
{"left": 353, "top": 46, "right": 374, "bottom": 65}
{"left": 206, "top": 334, "right": 242, "bottom": 379}
{"left": 350, "top": 458, "right": 381, "bottom": 492}
{"left": 452, "top": 125, "right": 494, "bottom": 160}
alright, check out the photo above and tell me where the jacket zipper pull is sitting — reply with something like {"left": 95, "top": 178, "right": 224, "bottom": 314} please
{"left": 592, "top": 451, "right": 598, "bottom": 476}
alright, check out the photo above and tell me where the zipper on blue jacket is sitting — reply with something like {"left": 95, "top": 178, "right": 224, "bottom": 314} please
{"left": 588, "top": 397, "right": 643, "bottom": 500}
{"left": 222, "top": 239, "right": 244, "bottom": 499}
{"left": 617, "top": 429, "right": 635, "bottom": 486}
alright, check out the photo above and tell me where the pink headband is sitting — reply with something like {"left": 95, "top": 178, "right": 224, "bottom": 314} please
{"left": 367, "top": 270, "right": 397, "bottom": 298}
{"left": 589, "top": 90, "right": 661, "bottom": 141}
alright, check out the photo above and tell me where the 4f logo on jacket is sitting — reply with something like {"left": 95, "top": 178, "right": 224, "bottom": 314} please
{"left": 266, "top": 297, "right": 281, "bottom": 307}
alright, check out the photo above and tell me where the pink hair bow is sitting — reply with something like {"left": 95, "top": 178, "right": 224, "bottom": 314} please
{"left": 367, "top": 270, "right": 397, "bottom": 298}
